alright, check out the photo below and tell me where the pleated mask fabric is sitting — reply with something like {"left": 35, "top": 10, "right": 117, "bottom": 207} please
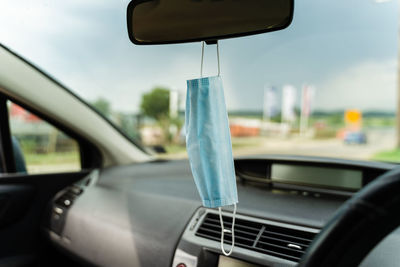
{"left": 185, "top": 75, "right": 238, "bottom": 208}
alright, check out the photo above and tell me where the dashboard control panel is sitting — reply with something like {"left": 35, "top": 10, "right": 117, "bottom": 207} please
{"left": 172, "top": 208, "right": 319, "bottom": 267}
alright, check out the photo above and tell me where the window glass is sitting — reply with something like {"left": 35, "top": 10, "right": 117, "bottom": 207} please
{"left": 0, "top": 0, "right": 398, "bottom": 162}
{"left": 8, "top": 101, "right": 81, "bottom": 174}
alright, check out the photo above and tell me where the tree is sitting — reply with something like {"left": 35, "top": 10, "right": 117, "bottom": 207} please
{"left": 140, "top": 87, "right": 170, "bottom": 120}
{"left": 92, "top": 97, "right": 111, "bottom": 118}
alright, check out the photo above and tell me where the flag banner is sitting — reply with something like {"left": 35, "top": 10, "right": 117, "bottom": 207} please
{"left": 301, "top": 85, "right": 315, "bottom": 117}
{"left": 263, "top": 86, "right": 278, "bottom": 120}
{"left": 282, "top": 85, "right": 297, "bottom": 122}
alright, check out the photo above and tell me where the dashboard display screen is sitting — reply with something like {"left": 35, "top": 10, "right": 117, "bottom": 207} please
{"left": 271, "top": 164, "right": 362, "bottom": 191}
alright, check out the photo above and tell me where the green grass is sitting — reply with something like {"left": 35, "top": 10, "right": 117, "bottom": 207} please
{"left": 165, "top": 144, "right": 186, "bottom": 154}
{"left": 363, "top": 117, "right": 395, "bottom": 127}
{"left": 371, "top": 149, "right": 400, "bottom": 163}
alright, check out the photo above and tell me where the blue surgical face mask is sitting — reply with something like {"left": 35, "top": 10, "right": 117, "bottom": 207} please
{"left": 186, "top": 76, "right": 238, "bottom": 208}
{"left": 185, "top": 74, "right": 238, "bottom": 256}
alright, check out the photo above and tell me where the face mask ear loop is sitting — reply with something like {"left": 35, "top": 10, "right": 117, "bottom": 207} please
{"left": 200, "top": 41, "right": 220, "bottom": 77}
{"left": 217, "top": 41, "right": 221, "bottom": 76}
{"left": 200, "top": 41, "right": 205, "bottom": 78}
{"left": 218, "top": 203, "right": 237, "bottom": 256}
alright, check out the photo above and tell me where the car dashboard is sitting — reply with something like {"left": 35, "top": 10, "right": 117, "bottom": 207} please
{"left": 43, "top": 156, "right": 400, "bottom": 267}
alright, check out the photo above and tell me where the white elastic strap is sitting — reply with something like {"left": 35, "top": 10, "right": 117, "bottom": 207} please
{"left": 200, "top": 41, "right": 205, "bottom": 77}
{"left": 218, "top": 203, "right": 237, "bottom": 256}
{"left": 216, "top": 41, "right": 220, "bottom": 76}
{"left": 200, "top": 41, "right": 221, "bottom": 77}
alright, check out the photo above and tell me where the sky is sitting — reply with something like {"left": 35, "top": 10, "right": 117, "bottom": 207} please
{"left": 0, "top": 0, "right": 398, "bottom": 113}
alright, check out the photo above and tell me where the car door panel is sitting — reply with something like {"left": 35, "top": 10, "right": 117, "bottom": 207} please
{"left": 0, "top": 184, "right": 34, "bottom": 228}
{"left": 0, "top": 171, "right": 90, "bottom": 266}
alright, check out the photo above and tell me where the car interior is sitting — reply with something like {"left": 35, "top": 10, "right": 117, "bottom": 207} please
{"left": 1, "top": 0, "right": 400, "bottom": 267}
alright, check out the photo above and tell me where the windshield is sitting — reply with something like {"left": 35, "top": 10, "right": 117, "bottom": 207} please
{"left": 1, "top": 0, "right": 399, "bottom": 162}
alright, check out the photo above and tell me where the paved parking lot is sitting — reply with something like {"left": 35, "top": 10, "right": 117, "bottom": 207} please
{"left": 162, "top": 128, "right": 396, "bottom": 161}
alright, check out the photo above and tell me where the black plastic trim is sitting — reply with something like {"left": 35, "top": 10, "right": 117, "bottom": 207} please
{"left": 235, "top": 156, "right": 395, "bottom": 194}
{"left": 0, "top": 170, "right": 90, "bottom": 263}
{"left": 0, "top": 95, "right": 16, "bottom": 172}
{"left": 235, "top": 155, "right": 396, "bottom": 171}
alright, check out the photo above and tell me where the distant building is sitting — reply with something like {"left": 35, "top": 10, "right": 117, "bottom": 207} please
{"left": 230, "top": 118, "right": 260, "bottom": 137}
{"left": 10, "top": 103, "right": 41, "bottom": 122}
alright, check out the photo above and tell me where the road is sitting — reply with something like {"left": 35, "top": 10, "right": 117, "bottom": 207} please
{"left": 162, "top": 128, "right": 396, "bottom": 161}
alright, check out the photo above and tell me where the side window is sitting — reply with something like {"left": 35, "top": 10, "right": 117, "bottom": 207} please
{"left": 8, "top": 101, "right": 81, "bottom": 174}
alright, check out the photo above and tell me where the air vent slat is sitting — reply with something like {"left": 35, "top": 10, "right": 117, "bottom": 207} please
{"left": 196, "top": 232, "right": 301, "bottom": 261}
{"left": 197, "top": 227, "right": 220, "bottom": 237}
{"left": 259, "top": 236, "right": 309, "bottom": 248}
{"left": 196, "top": 232, "right": 255, "bottom": 246}
{"left": 196, "top": 232, "right": 220, "bottom": 242}
{"left": 257, "top": 240, "right": 305, "bottom": 254}
{"left": 204, "top": 217, "right": 261, "bottom": 234}
{"left": 262, "top": 230, "right": 313, "bottom": 244}
{"left": 197, "top": 228, "right": 258, "bottom": 245}
{"left": 201, "top": 222, "right": 259, "bottom": 238}
{"left": 195, "top": 213, "right": 317, "bottom": 262}
{"left": 263, "top": 227, "right": 315, "bottom": 241}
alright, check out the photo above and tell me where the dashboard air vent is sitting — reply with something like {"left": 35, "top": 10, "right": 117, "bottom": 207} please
{"left": 195, "top": 213, "right": 317, "bottom": 262}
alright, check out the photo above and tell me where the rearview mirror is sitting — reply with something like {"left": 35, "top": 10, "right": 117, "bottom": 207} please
{"left": 127, "top": 0, "right": 294, "bottom": 45}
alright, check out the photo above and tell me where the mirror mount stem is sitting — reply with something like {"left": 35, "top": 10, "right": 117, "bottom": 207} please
{"left": 205, "top": 40, "right": 218, "bottom": 45}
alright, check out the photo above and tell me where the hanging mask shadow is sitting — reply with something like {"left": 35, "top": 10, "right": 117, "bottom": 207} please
{"left": 185, "top": 41, "right": 239, "bottom": 256}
